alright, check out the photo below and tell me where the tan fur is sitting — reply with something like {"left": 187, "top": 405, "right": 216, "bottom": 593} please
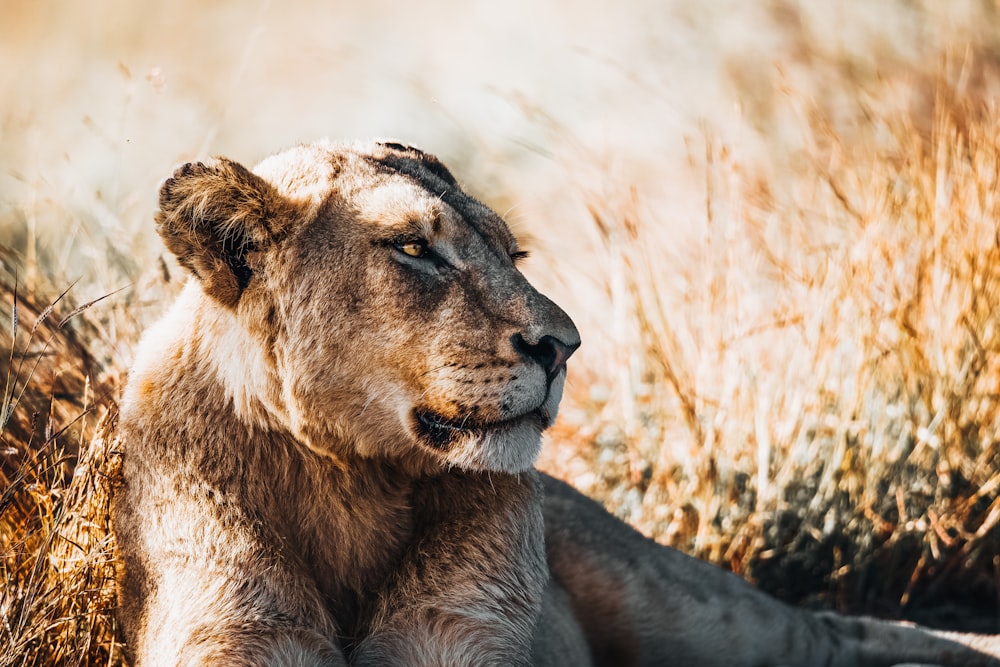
{"left": 114, "top": 139, "right": 1000, "bottom": 666}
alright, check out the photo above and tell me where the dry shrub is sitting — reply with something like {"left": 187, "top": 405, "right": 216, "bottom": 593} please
{"left": 540, "top": 59, "right": 1000, "bottom": 625}
{"left": 0, "top": 251, "right": 125, "bottom": 666}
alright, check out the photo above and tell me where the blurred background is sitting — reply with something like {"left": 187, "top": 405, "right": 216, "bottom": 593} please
{"left": 4, "top": 0, "right": 1000, "bottom": 662}
{"left": 6, "top": 1, "right": 992, "bottom": 293}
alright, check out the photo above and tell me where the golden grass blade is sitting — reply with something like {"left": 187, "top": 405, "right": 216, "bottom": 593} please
{"left": 57, "top": 286, "right": 127, "bottom": 329}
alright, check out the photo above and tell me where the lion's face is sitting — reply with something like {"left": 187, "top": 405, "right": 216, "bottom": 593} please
{"left": 155, "top": 140, "right": 579, "bottom": 473}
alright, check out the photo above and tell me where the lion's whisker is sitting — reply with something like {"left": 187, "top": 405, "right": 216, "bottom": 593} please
{"left": 420, "top": 364, "right": 453, "bottom": 378}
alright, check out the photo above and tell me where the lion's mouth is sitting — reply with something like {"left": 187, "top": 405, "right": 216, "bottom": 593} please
{"left": 413, "top": 408, "right": 549, "bottom": 451}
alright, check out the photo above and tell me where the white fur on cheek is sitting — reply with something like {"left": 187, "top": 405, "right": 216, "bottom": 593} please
{"left": 125, "top": 281, "right": 289, "bottom": 433}
{"left": 202, "top": 305, "right": 287, "bottom": 431}
{"left": 122, "top": 283, "right": 203, "bottom": 420}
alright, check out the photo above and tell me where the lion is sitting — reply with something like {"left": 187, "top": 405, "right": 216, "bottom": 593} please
{"left": 112, "top": 139, "right": 1000, "bottom": 666}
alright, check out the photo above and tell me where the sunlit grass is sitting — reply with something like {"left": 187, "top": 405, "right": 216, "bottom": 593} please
{"left": 0, "top": 262, "right": 124, "bottom": 666}
{"left": 539, "top": 59, "right": 1000, "bottom": 621}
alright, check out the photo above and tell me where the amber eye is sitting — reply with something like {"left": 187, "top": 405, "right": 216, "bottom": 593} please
{"left": 395, "top": 240, "right": 428, "bottom": 258}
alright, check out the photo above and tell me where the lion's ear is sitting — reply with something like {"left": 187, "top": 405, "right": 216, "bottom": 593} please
{"left": 156, "top": 159, "right": 294, "bottom": 308}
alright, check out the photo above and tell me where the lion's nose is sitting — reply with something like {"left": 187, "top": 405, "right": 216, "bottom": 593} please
{"left": 511, "top": 333, "right": 580, "bottom": 377}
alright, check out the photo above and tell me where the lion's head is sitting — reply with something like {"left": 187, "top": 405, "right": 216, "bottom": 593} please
{"left": 154, "top": 139, "right": 579, "bottom": 473}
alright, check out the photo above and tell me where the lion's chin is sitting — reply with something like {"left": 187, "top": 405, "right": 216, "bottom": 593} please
{"left": 412, "top": 408, "right": 549, "bottom": 473}
{"left": 411, "top": 372, "right": 566, "bottom": 473}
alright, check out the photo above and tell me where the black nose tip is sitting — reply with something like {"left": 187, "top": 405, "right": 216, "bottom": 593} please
{"left": 511, "top": 333, "right": 579, "bottom": 376}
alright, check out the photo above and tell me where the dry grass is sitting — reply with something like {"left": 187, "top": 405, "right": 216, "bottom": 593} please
{"left": 539, "top": 58, "right": 1000, "bottom": 623}
{"left": 0, "top": 255, "right": 125, "bottom": 666}
{"left": 3, "top": 1, "right": 1000, "bottom": 663}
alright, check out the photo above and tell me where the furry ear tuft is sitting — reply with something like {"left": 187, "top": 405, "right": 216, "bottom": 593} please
{"left": 156, "top": 159, "right": 296, "bottom": 307}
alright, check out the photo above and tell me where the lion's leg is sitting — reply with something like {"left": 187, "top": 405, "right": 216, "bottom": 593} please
{"left": 124, "top": 562, "right": 346, "bottom": 667}
{"left": 352, "top": 471, "right": 548, "bottom": 667}
{"left": 114, "top": 474, "right": 346, "bottom": 666}
{"left": 541, "top": 473, "right": 1000, "bottom": 667}
{"left": 158, "top": 623, "right": 344, "bottom": 667}
{"left": 808, "top": 613, "right": 1000, "bottom": 667}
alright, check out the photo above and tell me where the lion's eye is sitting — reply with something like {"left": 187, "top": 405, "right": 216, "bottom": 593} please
{"left": 395, "top": 240, "right": 428, "bottom": 258}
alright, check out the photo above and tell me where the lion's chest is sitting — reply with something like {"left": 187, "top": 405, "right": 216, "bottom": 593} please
{"left": 290, "top": 461, "right": 417, "bottom": 630}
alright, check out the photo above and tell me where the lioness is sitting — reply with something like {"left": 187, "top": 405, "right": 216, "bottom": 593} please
{"left": 113, "top": 139, "right": 1000, "bottom": 666}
